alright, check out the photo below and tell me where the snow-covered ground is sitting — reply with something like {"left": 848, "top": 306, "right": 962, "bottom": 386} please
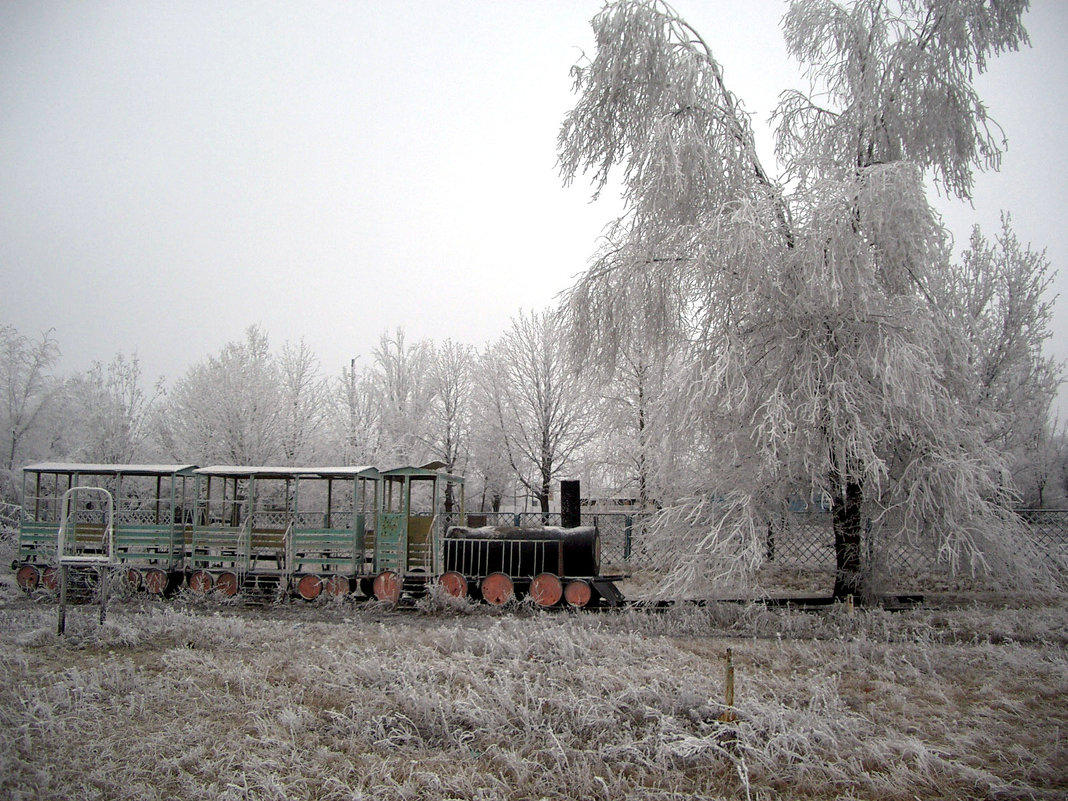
{"left": 1, "top": 580, "right": 1064, "bottom": 800}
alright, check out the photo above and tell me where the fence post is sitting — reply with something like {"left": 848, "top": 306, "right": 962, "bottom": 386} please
{"left": 624, "top": 515, "right": 632, "bottom": 561}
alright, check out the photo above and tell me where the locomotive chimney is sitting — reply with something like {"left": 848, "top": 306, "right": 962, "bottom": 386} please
{"left": 560, "top": 479, "right": 581, "bottom": 528}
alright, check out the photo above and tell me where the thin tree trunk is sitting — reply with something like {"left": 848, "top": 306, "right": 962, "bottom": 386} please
{"left": 832, "top": 480, "right": 865, "bottom": 599}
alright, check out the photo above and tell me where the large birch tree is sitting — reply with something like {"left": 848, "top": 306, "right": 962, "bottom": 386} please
{"left": 559, "top": 0, "right": 1045, "bottom": 597}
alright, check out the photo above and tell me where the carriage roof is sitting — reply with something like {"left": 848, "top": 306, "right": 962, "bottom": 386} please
{"left": 193, "top": 465, "right": 380, "bottom": 480}
{"left": 23, "top": 463, "right": 198, "bottom": 477}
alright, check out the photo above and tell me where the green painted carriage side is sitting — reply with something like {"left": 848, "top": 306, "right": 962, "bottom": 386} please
{"left": 190, "top": 467, "right": 254, "bottom": 578}
{"left": 375, "top": 511, "right": 406, "bottom": 573}
{"left": 289, "top": 468, "right": 380, "bottom": 578}
{"left": 17, "top": 521, "right": 58, "bottom": 563}
{"left": 189, "top": 523, "right": 251, "bottom": 572}
{"left": 189, "top": 466, "right": 382, "bottom": 586}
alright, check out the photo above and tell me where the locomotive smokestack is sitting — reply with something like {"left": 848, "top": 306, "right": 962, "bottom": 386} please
{"left": 560, "top": 480, "right": 581, "bottom": 529}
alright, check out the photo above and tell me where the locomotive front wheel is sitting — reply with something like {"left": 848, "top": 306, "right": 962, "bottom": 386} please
{"left": 297, "top": 574, "right": 323, "bottom": 601}
{"left": 530, "top": 572, "right": 563, "bottom": 607}
{"left": 372, "top": 570, "right": 401, "bottom": 604}
{"left": 481, "top": 572, "right": 514, "bottom": 606}
{"left": 439, "top": 571, "right": 468, "bottom": 599}
{"left": 564, "top": 579, "right": 593, "bottom": 608}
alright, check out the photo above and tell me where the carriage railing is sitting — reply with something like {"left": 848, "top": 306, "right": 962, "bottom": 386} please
{"left": 289, "top": 521, "right": 366, "bottom": 575}
{"left": 283, "top": 520, "right": 296, "bottom": 578}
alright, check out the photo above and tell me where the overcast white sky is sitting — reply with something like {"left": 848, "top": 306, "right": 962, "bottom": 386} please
{"left": 1, "top": 1, "right": 1065, "bottom": 417}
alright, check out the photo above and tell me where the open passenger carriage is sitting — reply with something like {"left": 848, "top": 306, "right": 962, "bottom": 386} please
{"left": 15, "top": 463, "right": 197, "bottom": 595}
{"left": 188, "top": 465, "right": 381, "bottom": 598}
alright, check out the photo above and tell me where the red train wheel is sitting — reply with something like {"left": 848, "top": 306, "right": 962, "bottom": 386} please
{"left": 373, "top": 570, "right": 401, "bottom": 604}
{"left": 325, "top": 574, "right": 351, "bottom": 597}
{"left": 16, "top": 564, "right": 40, "bottom": 591}
{"left": 481, "top": 572, "right": 514, "bottom": 606}
{"left": 297, "top": 574, "right": 323, "bottom": 600}
{"left": 216, "top": 571, "right": 240, "bottom": 597}
{"left": 125, "top": 568, "right": 143, "bottom": 591}
{"left": 143, "top": 568, "right": 168, "bottom": 595}
{"left": 530, "top": 573, "right": 563, "bottom": 607}
{"left": 188, "top": 570, "right": 213, "bottom": 594}
{"left": 564, "top": 579, "right": 592, "bottom": 608}
{"left": 41, "top": 566, "right": 58, "bottom": 590}
{"left": 439, "top": 571, "right": 468, "bottom": 599}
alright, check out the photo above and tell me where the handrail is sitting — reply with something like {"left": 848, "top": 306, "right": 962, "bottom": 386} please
{"left": 431, "top": 513, "right": 440, "bottom": 573}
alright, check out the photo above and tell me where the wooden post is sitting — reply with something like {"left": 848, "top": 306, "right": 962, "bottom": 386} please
{"left": 719, "top": 648, "right": 737, "bottom": 723}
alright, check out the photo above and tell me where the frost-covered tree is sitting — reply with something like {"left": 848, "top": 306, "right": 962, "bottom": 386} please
{"left": 278, "top": 339, "right": 329, "bottom": 465}
{"left": 483, "top": 310, "right": 597, "bottom": 516}
{"left": 559, "top": 0, "right": 1042, "bottom": 597}
{"left": 419, "top": 339, "right": 475, "bottom": 512}
{"left": 468, "top": 348, "right": 518, "bottom": 514}
{"left": 159, "top": 326, "right": 282, "bottom": 464}
{"left": 329, "top": 357, "right": 381, "bottom": 467}
{"left": 369, "top": 328, "right": 434, "bottom": 467}
{"left": 945, "top": 214, "right": 1063, "bottom": 501}
{"left": 0, "top": 324, "right": 60, "bottom": 498}
{"left": 68, "top": 353, "right": 161, "bottom": 464}
{"left": 587, "top": 342, "right": 668, "bottom": 509}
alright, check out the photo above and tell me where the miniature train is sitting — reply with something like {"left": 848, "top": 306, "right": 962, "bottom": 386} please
{"left": 11, "top": 462, "right": 625, "bottom": 608}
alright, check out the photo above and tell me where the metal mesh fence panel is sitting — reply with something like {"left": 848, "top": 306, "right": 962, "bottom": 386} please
{"left": 582, "top": 508, "right": 1067, "bottom": 576}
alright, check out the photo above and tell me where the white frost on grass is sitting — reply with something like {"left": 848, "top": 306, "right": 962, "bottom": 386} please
{"left": 0, "top": 594, "right": 1065, "bottom": 800}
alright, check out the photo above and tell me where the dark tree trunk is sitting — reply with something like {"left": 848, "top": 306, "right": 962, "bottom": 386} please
{"left": 537, "top": 486, "right": 550, "bottom": 520}
{"left": 832, "top": 480, "right": 865, "bottom": 599}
